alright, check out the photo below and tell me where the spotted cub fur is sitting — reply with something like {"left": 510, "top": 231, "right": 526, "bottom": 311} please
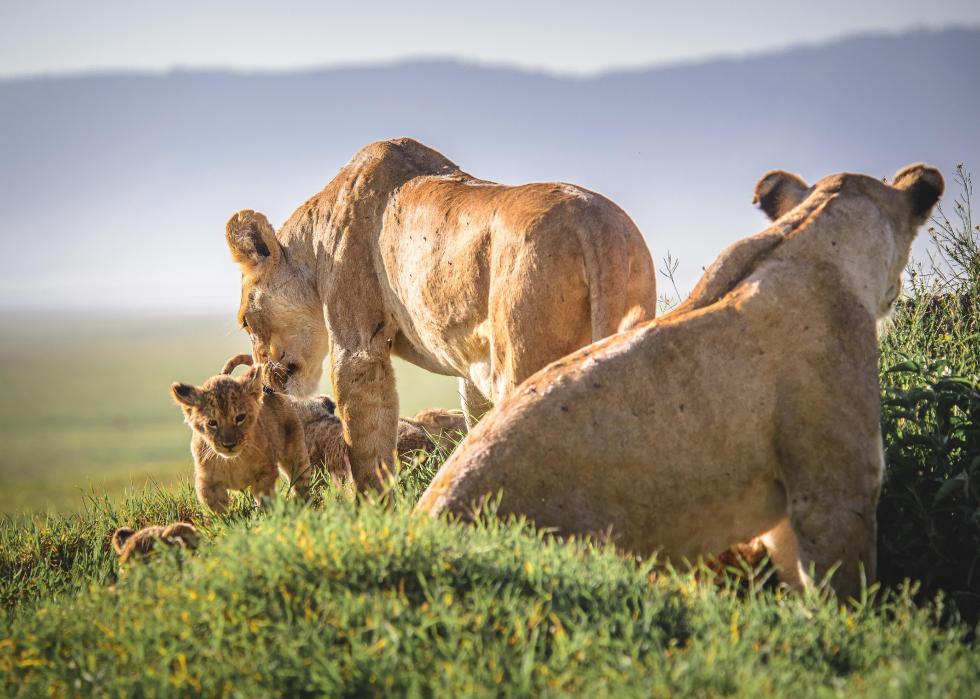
{"left": 111, "top": 522, "right": 200, "bottom": 564}
{"left": 172, "top": 363, "right": 311, "bottom": 513}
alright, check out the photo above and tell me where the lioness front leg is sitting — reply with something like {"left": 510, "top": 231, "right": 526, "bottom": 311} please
{"left": 331, "top": 346, "right": 399, "bottom": 492}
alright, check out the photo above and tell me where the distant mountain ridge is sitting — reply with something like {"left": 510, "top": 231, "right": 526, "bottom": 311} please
{"left": 1, "top": 28, "right": 978, "bottom": 309}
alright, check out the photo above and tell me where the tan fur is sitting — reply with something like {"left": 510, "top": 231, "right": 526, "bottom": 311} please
{"left": 172, "top": 364, "right": 312, "bottom": 514}
{"left": 416, "top": 164, "right": 944, "bottom": 599}
{"left": 111, "top": 523, "right": 199, "bottom": 565}
{"left": 225, "top": 138, "right": 657, "bottom": 491}
{"left": 407, "top": 408, "right": 468, "bottom": 452}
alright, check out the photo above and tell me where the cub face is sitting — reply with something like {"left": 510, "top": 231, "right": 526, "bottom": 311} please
{"left": 172, "top": 365, "right": 264, "bottom": 457}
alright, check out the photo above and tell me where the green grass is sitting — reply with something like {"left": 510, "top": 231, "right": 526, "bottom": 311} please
{"left": 2, "top": 475, "right": 977, "bottom": 698}
{"left": 0, "top": 312, "right": 458, "bottom": 512}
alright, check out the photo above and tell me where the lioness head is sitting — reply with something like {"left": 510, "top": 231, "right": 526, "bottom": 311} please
{"left": 754, "top": 163, "right": 944, "bottom": 316}
{"left": 226, "top": 209, "right": 329, "bottom": 396}
{"left": 172, "top": 365, "right": 264, "bottom": 458}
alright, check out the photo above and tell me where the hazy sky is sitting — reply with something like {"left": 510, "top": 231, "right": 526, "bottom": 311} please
{"left": 2, "top": 0, "right": 979, "bottom": 77}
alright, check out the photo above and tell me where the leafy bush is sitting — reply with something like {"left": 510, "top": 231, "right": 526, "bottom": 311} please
{"left": 878, "top": 361, "right": 980, "bottom": 623}
{"left": 876, "top": 164, "right": 980, "bottom": 624}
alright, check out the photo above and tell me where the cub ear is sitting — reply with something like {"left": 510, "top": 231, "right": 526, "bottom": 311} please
{"left": 892, "top": 163, "right": 944, "bottom": 224}
{"left": 226, "top": 209, "right": 281, "bottom": 272}
{"left": 753, "top": 170, "right": 810, "bottom": 221}
{"left": 111, "top": 527, "right": 136, "bottom": 555}
{"left": 171, "top": 382, "right": 201, "bottom": 407}
{"left": 242, "top": 364, "right": 265, "bottom": 396}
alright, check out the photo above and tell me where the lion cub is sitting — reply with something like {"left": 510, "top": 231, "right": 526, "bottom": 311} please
{"left": 172, "top": 363, "right": 311, "bottom": 514}
{"left": 111, "top": 522, "right": 200, "bottom": 564}
{"left": 220, "top": 354, "right": 467, "bottom": 482}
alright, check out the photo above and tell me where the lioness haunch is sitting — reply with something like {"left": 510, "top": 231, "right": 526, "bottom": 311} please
{"left": 172, "top": 357, "right": 466, "bottom": 513}
{"left": 416, "top": 163, "right": 944, "bottom": 599}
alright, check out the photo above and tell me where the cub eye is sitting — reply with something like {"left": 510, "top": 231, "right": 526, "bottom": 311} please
{"left": 207, "top": 419, "right": 218, "bottom": 429}
{"left": 235, "top": 413, "right": 247, "bottom": 424}
{"left": 241, "top": 318, "right": 249, "bottom": 330}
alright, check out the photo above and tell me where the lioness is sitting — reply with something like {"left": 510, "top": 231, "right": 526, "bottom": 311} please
{"left": 415, "top": 163, "right": 944, "bottom": 599}
{"left": 172, "top": 364, "right": 312, "bottom": 513}
{"left": 226, "top": 138, "right": 656, "bottom": 490}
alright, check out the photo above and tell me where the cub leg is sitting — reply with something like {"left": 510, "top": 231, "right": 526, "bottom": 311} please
{"left": 252, "top": 470, "right": 278, "bottom": 509}
{"left": 195, "top": 475, "right": 230, "bottom": 515}
{"left": 280, "top": 425, "right": 313, "bottom": 501}
{"left": 459, "top": 378, "right": 492, "bottom": 429}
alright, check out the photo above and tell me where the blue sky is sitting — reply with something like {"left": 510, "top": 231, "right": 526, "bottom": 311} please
{"left": 2, "top": 0, "right": 978, "bottom": 77}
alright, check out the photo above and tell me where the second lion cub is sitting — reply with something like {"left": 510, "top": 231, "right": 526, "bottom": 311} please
{"left": 172, "top": 363, "right": 311, "bottom": 514}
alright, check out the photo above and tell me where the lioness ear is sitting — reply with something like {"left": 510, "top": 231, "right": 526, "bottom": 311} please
{"left": 892, "top": 163, "right": 944, "bottom": 224}
{"left": 753, "top": 170, "right": 810, "bottom": 221}
{"left": 226, "top": 209, "right": 281, "bottom": 272}
{"left": 111, "top": 527, "right": 136, "bottom": 555}
{"left": 171, "top": 382, "right": 201, "bottom": 407}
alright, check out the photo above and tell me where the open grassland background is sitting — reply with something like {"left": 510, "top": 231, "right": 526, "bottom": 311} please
{"left": 0, "top": 313, "right": 458, "bottom": 512}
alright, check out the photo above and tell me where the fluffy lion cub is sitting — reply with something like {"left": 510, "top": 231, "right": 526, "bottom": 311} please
{"left": 172, "top": 363, "right": 312, "bottom": 513}
{"left": 111, "top": 522, "right": 200, "bottom": 564}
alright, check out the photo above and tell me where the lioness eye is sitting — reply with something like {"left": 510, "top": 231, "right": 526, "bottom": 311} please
{"left": 207, "top": 419, "right": 218, "bottom": 429}
{"left": 235, "top": 413, "right": 246, "bottom": 424}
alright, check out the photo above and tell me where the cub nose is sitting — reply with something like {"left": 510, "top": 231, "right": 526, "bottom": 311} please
{"left": 221, "top": 440, "right": 237, "bottom": 450}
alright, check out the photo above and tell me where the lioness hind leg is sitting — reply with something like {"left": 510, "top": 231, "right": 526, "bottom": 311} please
{"left": 781, "top": 491, "right": 877, "bottom": 600}
{"left": 760, "top": 517, "right": 808, "bottom": 590}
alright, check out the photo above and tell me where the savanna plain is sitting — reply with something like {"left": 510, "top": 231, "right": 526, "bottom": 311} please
{"left": 2, "top": 170, "right": 980, "bottom": 696}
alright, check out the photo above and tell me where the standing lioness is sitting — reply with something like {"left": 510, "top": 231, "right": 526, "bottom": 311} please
{"left": 227, "top": 138, "right": 656, "bottom": 491}
{"left": 416, "top": 164, "right": 944, "bottom": 599}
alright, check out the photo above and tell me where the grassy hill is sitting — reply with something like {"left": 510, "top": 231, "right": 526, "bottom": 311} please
{"left": 1, "top": 478, "right": 977, "bottom": 697}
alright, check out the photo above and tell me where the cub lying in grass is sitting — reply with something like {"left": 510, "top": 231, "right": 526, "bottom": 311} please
{"left": 111, "top": 523, "right": 200, "bottom": 564}
{"left": 195, "top": 355, "right": 467, "bottom": 492}
{"left": 172, "top": 363, "right": 312, "bottom": 513}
